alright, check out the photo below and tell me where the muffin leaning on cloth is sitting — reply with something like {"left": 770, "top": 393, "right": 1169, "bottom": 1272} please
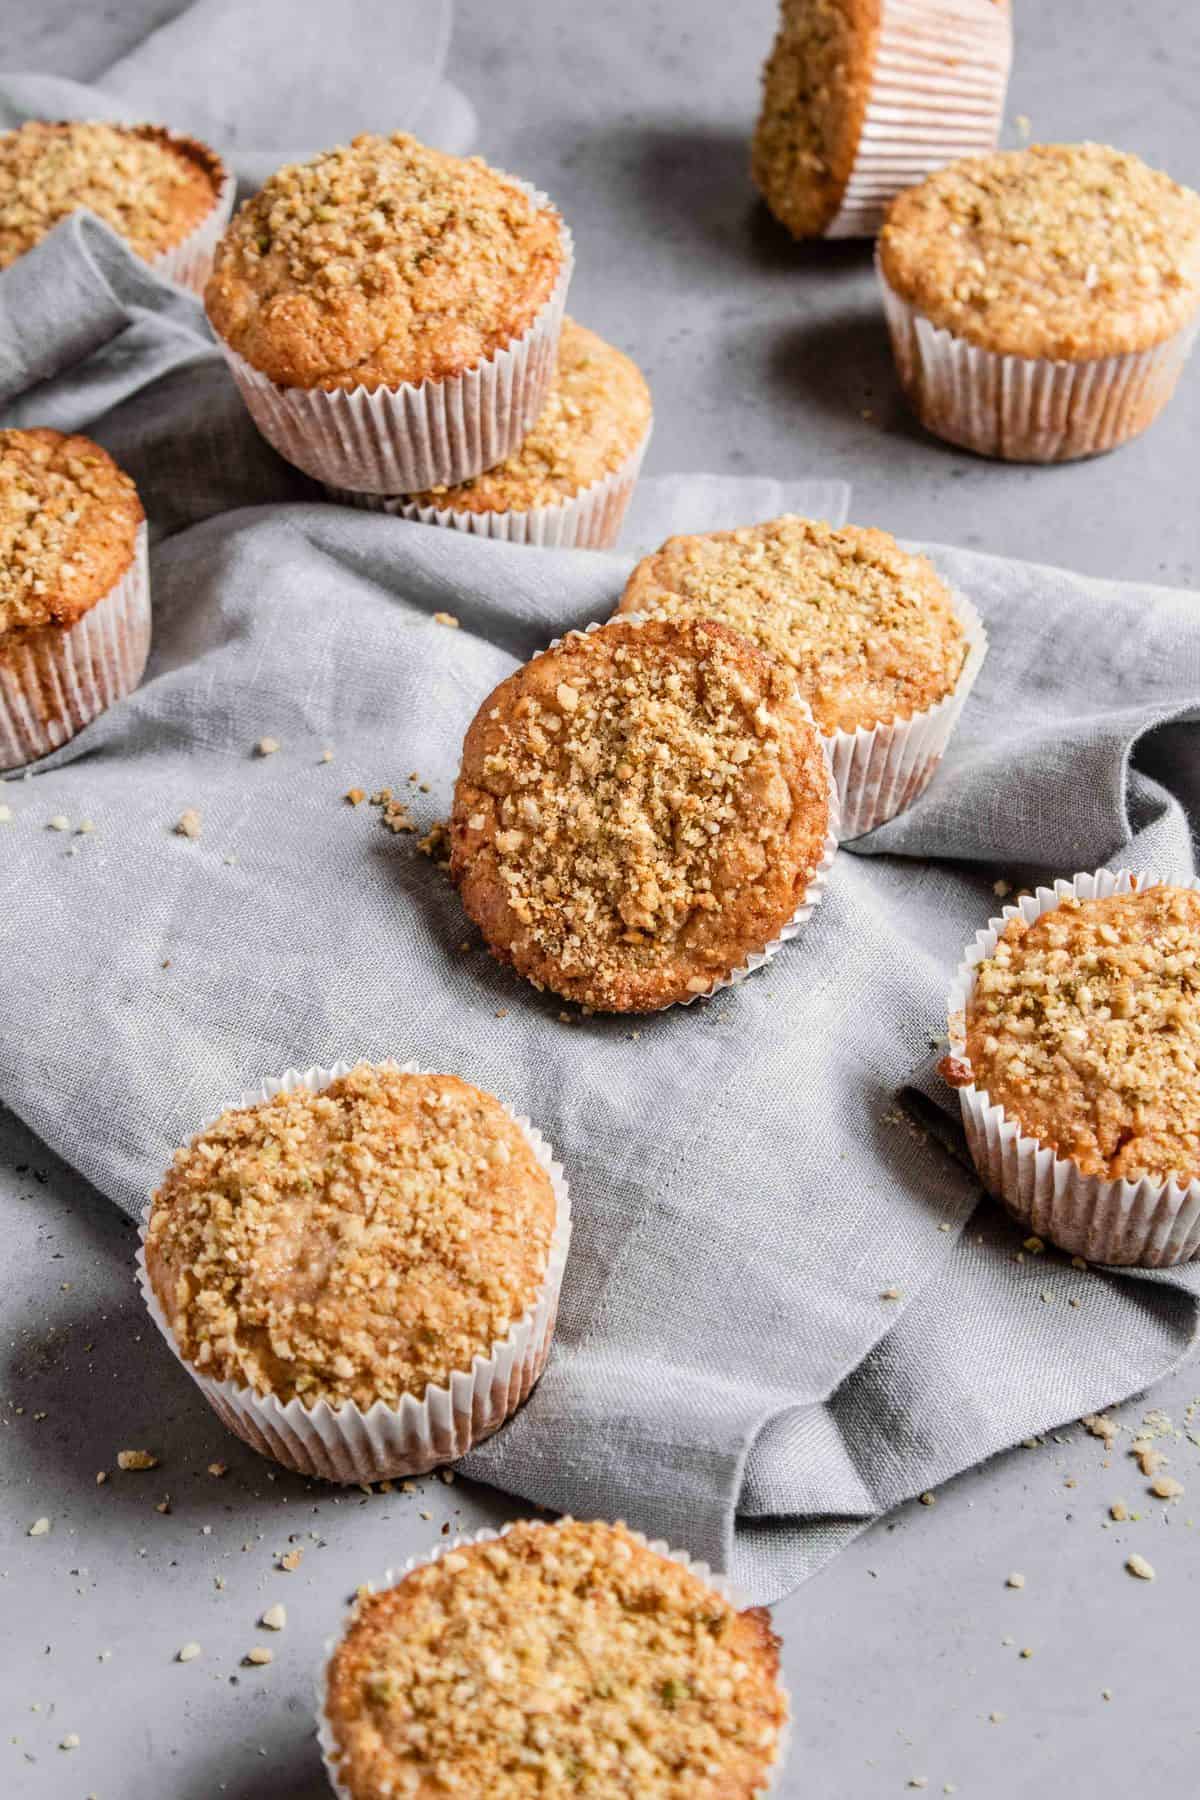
{"left": 450, "top": 614, "right": 836, "bottom": 1013}
{"left": 878, "top": 143, "right": 1200, "bottom": 460}
{"left": 328, "top": 318, "right": 653, "bottom": 549}
{"left": 206, "top": 132, "right": 572, "bottom": 493}
{"left": 138, "top": 1062, "right": 571, "bottom": 1481}
{"left": 618, "top": 515, "right": 985, "bottom": 838}
{"left": 942, "top": 872, "right": 1200, "bottom": 1266}
{"left": 752, "top": 0, "right": 1012, "bottom": 240}
{"left": 320, "top": 1519, "right": 791, "bottom": 1799}
{"left": 0, "top": 428, "right": 149, "bottom": 770}
{"left": 0, "top": 119, "right": 234, "bottom": 294}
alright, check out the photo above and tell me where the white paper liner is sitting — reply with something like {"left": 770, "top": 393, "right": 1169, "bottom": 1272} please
{"left": 827, "top": 586, "right": 987, "bottom": 839}
{"left": 946, "top": 869, "right": 1200, "bottom": 1266}
{"left": 0, "top": 521, "right": 150, "bottom": 770}
{"left": 153, "top": 140, "right": 236, "bottom": 295}
{"left": 537, "top": 616, "right": 840, "bottom": 1009}
{"left": 325, "top": 422, "right": 651, "bottom": 551}
{"left": 215, "top": 190, "right": 574, "bottom": 493}
{"left": 824, "top": 0, "right": 1012, "bottom": 238}
{"left": 316, "top": 1520, "right": 792, "bottom": 1799}
{"left": 135, "top": 1061, "right": 572, "bottom": 1481}
{"left": 879, "top": 260, "right": 1200, "bottom": 462}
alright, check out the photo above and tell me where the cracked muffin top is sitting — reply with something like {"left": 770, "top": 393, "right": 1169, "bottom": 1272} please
{"left": 144, "top": 1064, "right": 558, "bottom": 1408}
{"left": 324, "top": 1518, "right": 789, "bottom": 1799}
{"left": 205, "top": 132, "right": 566, "bottom": 391}
{"left": 619, "top": 516, "right": 966, "bottom": 734}
{"left": 450, "top": 615, "right": 832, "bottom": 1012}
{"left": 880, "top": 143, "right": 1200, "bottom": 359}
{"left": 948, "top": 885, "right": 1200, "bottom": 1185}
{"left": 0, "top": 429, "right": 143, "bottom": 640}
{"left": 407, "top": 318, "right": 650, "bottom": 513}
{"left": 0, "top": 120, "right": 224, "bottom": 268}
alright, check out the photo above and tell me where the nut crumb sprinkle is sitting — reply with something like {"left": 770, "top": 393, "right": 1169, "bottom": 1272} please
{"left": 174, "top": 808, "right": 202, "bottom": 840}
{"left": 117, "top": 1449, "right": 159, "bottom": 1470}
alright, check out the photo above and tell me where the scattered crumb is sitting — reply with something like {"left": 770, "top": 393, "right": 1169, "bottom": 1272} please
{"left": 1071, "top": 1256, "right": 1088, "bottom": 1271}
{"left": 1015, "top": 113, "right": 1032, "bottom": 139}
{"left": 244, "top": 1647, "right": 273, "bottom": 1666}
{"left": 988, "top": 1711, "right": 1005, "bottom": 1725}
{"left": 117, "top": 1449, "right": 159, "bottom": 1471}
{"left": 260, "top": 1604, "right": 287, "bottom": 1632}
{"left": 0, "top": 803, "right": 12, "bottom": 822}
{"left": 174, "top": 809, "right": 202, "bottom": 839}
{"left": 1019, "top": 1647, "right": 1034, "bottom": 1659}
{"left": 77, "top": 818, "right": 94, "bottom": 835}
{"left": 433, "top": 611, "right": 460, "bottom": 628}
{"left": 177, "top": 1642, "right": 202, "bottom": 1663}
{"left": 908, "top": 1781, "right": 928, "bottom": 1791}
{"left": 208, "top": 1462, "right": 228, "bottom": 1478}
{"left": 880, "top": 1287, "right": 902, "bottom": 1301}
{"left": 320, "top": 747, "right": 334, "bottom": 763}
{"left": 59, "top": 1733, "right": 79, "bottom": 1751}
{"left": 95, "top": 1471, "right": 107, "bottom": 1485}
{"left": 255, "top": 737, "right": 280, "bottom": 756}
{"left": 1082, "top": 1413, "right": 1118, "bottom": 1446}
{"left": 278, "top": 1549, "right": 303, "bottom": 1572}
{"left": 1101, "top": 1688, "right": 1113, "bottom": 1702}
{"left": 223, "top": 852, "right": 238, "bottom": 866}
{"left": 345, "top": 788, "right": 365, "bottom": 807}
{"left": 28, "top": 1517, "right": 50, "bottom": 1537}
{"left": 418, "top": 820, "right": 450, "bottom": 863}
{"left": 1110, "top": 1500, "right": 1128, "bottom": 1521}
{"left": 439, "top": 1469, "right": 456, "bottom": 1485}
{"left": 1150, "top": 1475, "right": 1184, "bottom": 1501}
{"left": 48, "top": 814, "right": 70, "bottom": 832}
{"left": 1006, "top": 1572, "right": 1025, "bottom": 1589}
{"left": 919, "top": 1492, "right": 936, "bottom": 1507}
{"left": 1125, "top": 1553, "right": 1155, "bottom": 1581}
{"left": 992, "top": 879, "right": 1011, "bottom": 897}
{"left": 1132, "top": 1441, "right": 1167, "bottom": 1477}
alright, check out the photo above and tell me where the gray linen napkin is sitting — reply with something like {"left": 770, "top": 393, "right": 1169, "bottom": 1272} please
{"left": 3, "top": 213, "right": 1200, "bottom": 1608}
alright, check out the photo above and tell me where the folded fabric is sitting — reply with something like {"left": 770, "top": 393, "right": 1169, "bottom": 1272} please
{"left": 4, "top": 182, "right": 1200, "bottom": 1610}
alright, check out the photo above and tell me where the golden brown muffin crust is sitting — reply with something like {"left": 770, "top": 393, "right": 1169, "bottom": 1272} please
{"left": 450, "top": 616, "right": 831, "bottom": 1013}
{"left": 0, "top": 428, "right": 142, "bottom": 641}
{"left": 144, "top": 1065, "right": 557, "bottom": 1409}
{"left": 879, "top": 143, "right": 1200, "bottom": 359}
{"left": 619, "top": 516, "right": 965, "bottom": 734}
{"left": 955, "top": 886, "right": 1200, "bottom": 1185}
{"left": 0, "top": 120, "right": 223, "bottom": 268}
{"left": 205, "top": 133, "right": 565, "bottom": 391}
{"left": 407, "top": 318, "right": 651, "bottom": 513}
{"left": 752, "top": 0, "right": 881, "bottom": 239}
{"left": 325, "top": 1519, "right": 788, "bottom": 1799}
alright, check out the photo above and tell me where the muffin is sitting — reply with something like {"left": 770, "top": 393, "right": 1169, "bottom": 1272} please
{"left": 329, "top": 318, "right": 653, "bottom": 549}
{"left": 320, "top": 1519, "right": 790, "bottom": 1799}
{"left": 0, "top": 428, "right": 149, "bottom": 769}
{"left": 618, "top": 516, "right": 985, "bottom": 838}
{"left": 450, "top": 615, "right": 835, "bottom": 1013}
{"left": 943, "top": 872, "right": 1200, "bottom": 1266}
{"left": 0, "top": 119, "right": 234, "bottom": 294}
{"left": 752, "top": 0, "right": 1011, "bottom": 240}
{"left": 206, "top": 132, "right": 572, "bottom": 493}
{"left": 138, "top": 1061, "right": 571, "bottom": 1481}
{"left": 878, "top": 143, "right": 1200, "bottom": 460}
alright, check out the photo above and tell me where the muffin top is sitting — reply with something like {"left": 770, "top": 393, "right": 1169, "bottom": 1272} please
{"left": 619, "top": 516, "right": 965, "bottom": 734}
{"left": 0, "top": 429, "right": 143, "bottom": 639}
{"left": 952, "top": 885, "right": 1200, "bottom": 1185}
{"left": 324, "top": 1519, "right": 788, "bottom": 1799}
{"left": 407, "top": 318, "right": 651, "bottom": 513}
{"left": 144, "top": 1065, "right": 558, "bottom": 1408}
{"left": 0, "top": 120, "right": 224, "bottom": 269}
{"left": 205, "top": 132, "right": 565, "bottom": 391}
{"left": 880, "top": 143, "right": 1200, "bottom": 359}
{"left": 450, "top": 616, "right": 831, "bottom": 1013}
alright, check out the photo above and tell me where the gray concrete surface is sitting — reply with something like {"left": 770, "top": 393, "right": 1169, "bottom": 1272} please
{"left": 3, "top": 1, "right": 1200, "bottom": 1796}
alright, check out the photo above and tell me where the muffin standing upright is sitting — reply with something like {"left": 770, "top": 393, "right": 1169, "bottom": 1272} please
{"left": 619, "top": 515, "right": 985, "bottom": 837}
{"left": 139, "top": 1061, "right": 571, "bottom": 1481}
{"left": 333, "top": 317, "right": 653, "bottom": 549}
{"left": 878, "top": 143, "right": 1200, "bottom": 460}
{"left": 752, "top": 0, "right": 1012, "bottom": 240}
{"left": 321, "top": 1519, "right": 790, "bottom": 1799}
{"left": 206, "top": 132, "right": 573, "bottom": 493}
{"left": 0, "top": 428, "right": 149, "bottom": 768}
{"left": 0, "top": 119, "right": 234, "bottom": 293}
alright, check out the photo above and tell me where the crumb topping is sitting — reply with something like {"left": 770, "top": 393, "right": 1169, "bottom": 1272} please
{"left": 880, "top": 143, "right": 1200, "bottom": 359}
{"left": 960, "top": 886, "right": 1200, "bottom": 1183}
{"left": 144, "top": 1065, "right": 557, "bottom": 1407}
{"left": 0, "top": 121, "right": 221, "bottom": 268}
{"left": 205, "top": 132, "right": 565, "bottom": 391}
{"left": 619, "top": 516, "right": 965, "bottom": 733}
{"left": 752, "top": 0, "right": 873, "bottom": 238}
{"left": 450, "top": 617, "right": 831, "bottom": 1012}
{"left": 408, "top": 319, "right": 651, "bottom": 513}
{"left": 0, "top": 429, "right": 142, "bottom": 638}
{"left": 325, "top": 1520, "right": 787, "bottom": 1798}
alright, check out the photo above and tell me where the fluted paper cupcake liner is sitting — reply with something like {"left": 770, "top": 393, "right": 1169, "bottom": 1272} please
{"left": 317, "top": 1521, "right": 792, "bottom": 1799}
{"left": 136, "top": 1060, "right": 572, "bottom": 1481}
{"left": 0, "top": 522, "right": 150, "bottom": 770}
{"left": 325, "top": 422, "right": 651, "bottom": 550}
{"left": 152, "top": 133, "right": 236, "bottom": 294}
{"left": 946, "top": 869, "right": 1200, "bottom": 1265}
{"left": 827, "top": 586, "right": 987, "bottom": 839}
{"left": 823, "top": 0, "right": 1012, "bottom": 239}
{"left": 879, "top": 261, "right": 1200, "bottom": 462}
{"left": 217, "top": 198, "right": 574, "bottom": 493}
{"left": 550, "top": 617, "right": 839, "bottom": 1007}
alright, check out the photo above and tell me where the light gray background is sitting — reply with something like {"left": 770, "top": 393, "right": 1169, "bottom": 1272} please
{"left": 3, "top": 2, "right": 1199, "bottom": 1796}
